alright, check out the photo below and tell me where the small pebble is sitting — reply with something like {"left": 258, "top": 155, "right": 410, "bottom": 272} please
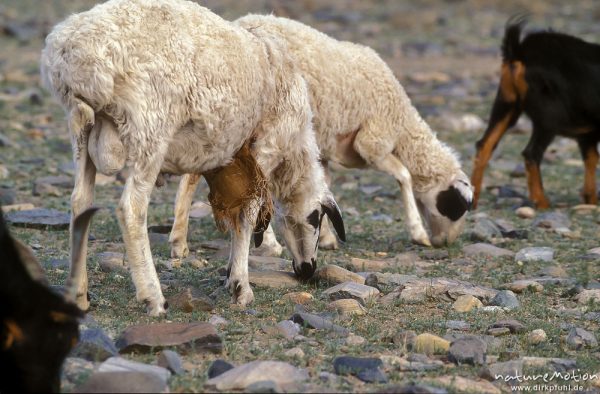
{"left": 516, "top": 206, "right": 535, "bottom": 219}
{"left": 528, "top": 329, "right": 547, "bottom": 345}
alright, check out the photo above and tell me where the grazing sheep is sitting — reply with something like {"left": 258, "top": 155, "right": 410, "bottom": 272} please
{"left": 41, "top": 0, "right": 345, "bottom": 316}
{"left": 169, "top": 13, "right": 473, "bottom": 258}
{"left": 472, "top": 18, "right": 600, "bottom": 209}
{"left": 0, "top": 208, "right": 96, "bottom": 393}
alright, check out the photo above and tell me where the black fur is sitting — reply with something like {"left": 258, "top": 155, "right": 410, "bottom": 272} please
{"left": 306, "top": 209, "right": 321, "bottom": 229}
{"left": 0, "top": 208, "right": 83, "bottom": 393}
{"left": 476, "top": 18, "right": 600, "bottom": 206}
{"left": 436, "top": 186, "right": 470, "bottom": 221}
{"left": 321, "top": 200, "right": 346, "bottom": 242}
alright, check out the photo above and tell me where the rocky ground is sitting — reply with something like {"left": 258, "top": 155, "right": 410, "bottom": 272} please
{"left": 1, "top": 0, "right": 600, "bottom": 392}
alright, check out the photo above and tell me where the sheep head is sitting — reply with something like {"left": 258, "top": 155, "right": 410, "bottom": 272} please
{"left": 0, "top": 207, "right": 97, "bottom": 392}
{"left": 277, "top": 190, "right": 346, "bottom": 280}
{"left": 414, "top": 170, "right": 473, "bottom": 247}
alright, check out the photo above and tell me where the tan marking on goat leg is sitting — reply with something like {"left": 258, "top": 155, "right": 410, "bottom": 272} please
{"left": 500, "top": 61, "right": 528, "bottom": 102}
{"left": 583, "top": 146, "right": 599, "bottom": 204}
{"left": 471, "top": 112, "right": 514, "bottom": 209}
{"left": 334, "top": 129, "right": 367, "bottom": 168}
{"left": 49, "top": 310, "right": 72, "bottom": 323}
{"left": 525, "top": 160, "right": 550, "bottom": 209}
{"left": 3, "top": 320, "right": 24, "bottom": 349}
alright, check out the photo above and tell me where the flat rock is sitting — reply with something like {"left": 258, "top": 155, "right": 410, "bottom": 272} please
{"left": 414, "top": 333, "right": 450, "bottom": 355}
{"left": 504, "top": 279, "right": 543, "bottom": 293}
{"left": 248, "top": 255, "right": 288, "bottom": 271}
{"left": 365, "top": 272, "right": 418, "bottom": 288}
{"left": 444, "top": 334, "right": 503, "bottom": 353}
{"left": 348, "top": 252, "right": 419, "bottom": 272}
{"left": 448, "top": 337, "right": 487, "bottom": 365}
{"left": 322, "top": 281, "right": 379, "bottom": 305}
{"left": 515, "top": 247, "right": 554, "bottom": 262}
{"left": 452, "top": 294, "right": 483, "bottom": 312}
{"left": 575, "top": 289, "right": 600, "bottom": 304}
{"left": 381, "top": 277, "right": 497, "bottom": 305}
{"left": 481, "top": 359, "right": 524, "bottom": 383}
{"left": 1, "top": 203, "right": 35, "bottom": 213}
{"left": 5, "top": 208, "right": 70, "bottom": 230}
{"left": 204, "top": 360, "right": 308, "bottom": 391}
{"left": 488, "top": 319, "right": 526, "bottom": 334}
{"left": 290, "top": 312, "right": 349, "bottom": 336}
{"left": 74, "top": 371, "right": 168, "bottom": 393}
{"left": 116, "top": 322, "right": 222, "bottom": 354}
{"left": 0, "top": 187, "right": 16, "bottom": 205}
{"left": 157, "top": 350, "right": 184, "bottom": 375}
{"left": 462, "top": 243, "right": 514, "bottom": 258}
{"left": 445, "top": 320, "right": 471, "bottom": 331}
{"left": 167, "top": 287, "right": 215, "bottom": 313}
{"left": 490, "top": 290, "right": 520, "bottom": 309}
{"left": 315, "top": 264, "right": 365, "bottom": 285}
{"left": 566, "top": 327, "right": 598, "bottom": 350}
{"left": 328, "top": 298, "right": 366, "bottom": 316}
{"left": 281, "top": 291, "right": 313, "bottom": 305}
{"left": 429, "top": 376, "right": 501, "bottom": 394}
{"left": 469, "top": 217, "right": 503, "bottom": 242}
{"left": 71, "top": 328, "right": 118, "bottom": 362}
{"left": 248, "top": 270, "right": 299, "bottom": 288}
{"left": 98, "top": 357, "right": 170, "bottom": 385}
{"left": 332, "top": 356, "right": 387, "bottom": 383}
{"left": 522, "top": 357, "right": 576, "bottom": 372}
{"left": 97, "top": 252, "right": 127, "bottom": 273}
{"left": 207, "top": 359, "right": 235, "bottom": 379}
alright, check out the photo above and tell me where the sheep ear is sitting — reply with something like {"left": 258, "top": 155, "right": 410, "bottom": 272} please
{"left": 321, "top": 197, "right": 346, "bottom": 242}
{"left": 436, "top": 185, "right": 471, "bottom": 221}
{"left": 254, "top": 231, "right": 264, "bottom": 248}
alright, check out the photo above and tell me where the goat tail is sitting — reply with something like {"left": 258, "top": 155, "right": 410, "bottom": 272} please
{"left": 502, "top": 14, "right": 528, "bottom": 62}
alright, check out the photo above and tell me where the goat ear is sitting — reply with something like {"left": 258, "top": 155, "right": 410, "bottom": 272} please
{"left": 436, "top": 185, "right": 471, "bottom": 221}
{"left": 321, "top": 197, "right": 346, "bottom": 242}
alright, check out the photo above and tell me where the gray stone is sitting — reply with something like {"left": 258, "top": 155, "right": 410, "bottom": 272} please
{"left": 470, "top": 217, "right": 503, "bottom": 242}
{"left": 276, "top": 320, "right": 301, "bottom": 340}
{"left": 443, "top": 333, "right": 503, "bottom": 353}
{"left": 481, "top": 359, "right": 524, "bottom": 383}
{"left": 490, "top": 290, "right": 520, "bottom": 309}
{"left": 333, "top": 356, "right": 387, "bottom": 383}
{"left": 0, "top": 187, "right": 16, "bottom": 205}
{"left": 462, "top": 243, "right": 514, "bottom": 258}
{"left": 566, "top": 327, "right": 598, "bottom": 350}
{"left": 71, "top": 328, "right": 118, "bottom": 362}
{"left": 445, "top": 320, "right": 471, "bottom": 331}
{"left": 290, "top": 312, "right": 349, "bottom": 336}
{"left": 74, "top": 371, "right": 168, "bottom": 393}
{"left": 381, "top": 277, "right": 497, "bottom": 305}
{"left": 532, "top": 211, "right": 571, "bottom": 230}
{"left": 116, "top": 322, "right": 222, "bottom": 354}
{"left": 157, "top": 350, "right": 184, "bottom": 375}
{"left": 515, "top": 247, "right": 554, "bottom": 262}
{"left": 522, "top": 357, "right": 576, "bottom": 372}
{"left": 5, "top": 208, "right": 70, "bottom": 230}
{"left": 98, "top": 357, "right": 170, "bottom": 385}
{"left": 207, "top": 359, "right": 235, "bottom": 379}
{"left": 322, "top": 281, "right": 379, "bottom": 305}
{"left": 204, "top": 360, "right": 308, "bottom": 391}
{"left": 364, "top": 272, "right": 418, "bottom": 288}
{"left": 488, "top": 320, "right": 526, "bottom": 334}
{"left": 448, "top": 337, "right": 487, "bottom": 365}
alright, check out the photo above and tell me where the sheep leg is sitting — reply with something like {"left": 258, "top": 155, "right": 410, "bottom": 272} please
{"left": 577, "top": 136, "right": 599, "bottom": 205}
{"left": 522, "top": 126, "right": 553, "bottom": 209}
{"left": 225, "top": 201, "right": 258, "bottom": 307}
{"left": 116, "top": 160, "right": 166, "bottom": 316}
{"left": 69, "top": 134, "right": 96, "bottom": 311}
{"left": 374, "top": 154, "right": 431, "bottom": 246}
{"left": 169, "top": 173, "right": 201, "bottom": 259}
{"left": 318, "top": 159, "right": 339, "bottom": 250}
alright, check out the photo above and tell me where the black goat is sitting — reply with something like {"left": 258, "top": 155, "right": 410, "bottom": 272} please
{"left": 472, "top": 18, "right": 600, "bottom": 209}
{"left": 0, "top": 207, "right": 97, "bottom": 393}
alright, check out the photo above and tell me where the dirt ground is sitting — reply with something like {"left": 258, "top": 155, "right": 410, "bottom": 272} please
{"left": 1, "top": 0, "right": 599, "bottom": 392}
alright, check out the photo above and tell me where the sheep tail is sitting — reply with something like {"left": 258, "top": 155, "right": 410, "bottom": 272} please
{"left": 502, "top": 15, "right": 527, "bottom": 62}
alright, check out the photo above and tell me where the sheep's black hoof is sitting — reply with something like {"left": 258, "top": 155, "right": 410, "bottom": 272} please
{"left": 292, "top": 259, "right": 317, "bottom": 280}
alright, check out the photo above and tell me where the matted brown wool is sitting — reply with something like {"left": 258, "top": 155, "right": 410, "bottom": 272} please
{"left": 203, "top": 141, "right": 273, "bottom": 233}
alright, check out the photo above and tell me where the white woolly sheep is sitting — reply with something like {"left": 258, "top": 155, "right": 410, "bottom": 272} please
{"left": 169, "top": 14, "right": 474, "bottom": 259}
{"left": 41, "top": 0, "right": 345, "bottom": 316}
